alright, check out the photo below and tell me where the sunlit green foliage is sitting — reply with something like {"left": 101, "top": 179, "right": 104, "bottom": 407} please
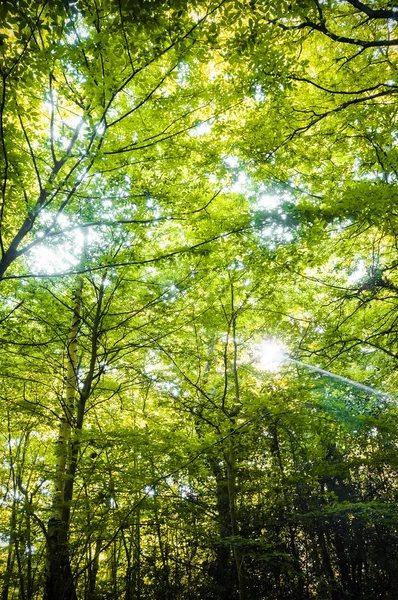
{"left": 1, "top": 1, "right": 398, "bottom": 600}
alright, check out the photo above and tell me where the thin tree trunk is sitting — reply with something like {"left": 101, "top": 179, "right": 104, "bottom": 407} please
{"left": 129, "top": 506, "right": 141, "bottom": 600}
{"left": 154, "top": 495, "right": 170, "bottom": 600}
{"left": 26, "top": 512, "right": 33, "bottom": 600}
{"left": 271, "top": 423, "right": 305, "bottom": 598}
{"left": 1, "top": 505, "right": 16, "bottom": 600}
{"left": 88, "top": 538, "right": 102, "bottom": 600}
{"left": 228, "top": 295, "right": 246, "bottom": 600}
{"left": 3, "top": 415, "right": 26, "bottom": 600}
{"left": 209, "top": 459, "right": 235, "bottom": 600}
{"left": 226, "top": 445, "right": 246, "bottom": 600}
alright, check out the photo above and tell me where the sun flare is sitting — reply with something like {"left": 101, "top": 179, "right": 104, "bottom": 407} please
{"left": 255, "top": 339, "right": 286, "bottom": 372}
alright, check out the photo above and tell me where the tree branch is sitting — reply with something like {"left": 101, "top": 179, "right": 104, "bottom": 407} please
{"left": 345, "top": 0, "right": 398, "bottom": 21}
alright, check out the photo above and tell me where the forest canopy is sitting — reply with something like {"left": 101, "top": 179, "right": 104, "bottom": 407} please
{"left": 1, "top": 1, "right": 398, "bottom": 599}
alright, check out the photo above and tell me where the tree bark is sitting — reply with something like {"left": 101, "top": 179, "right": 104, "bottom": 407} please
{"left": 45, "top": 281, "right": 82, "bottom": 600}
{"left": 226, "top": 445, "right": 246, "bottom": 600}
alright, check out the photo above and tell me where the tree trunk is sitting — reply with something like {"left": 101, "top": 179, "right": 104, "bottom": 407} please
{"left": 45, "top": 281, "right": 82, "bottom": 600}
{"left": 226, "top": 445, "right": 246, "bottom": 600}
{"left": 46, "top": 517, "right": 78, "bottom": 600}
{"left": 271, "top": 423, "right": 305, "bottom": 598}
{"left": 45, "top": 274, "right": 105, "bottom": 600}
{"left": 1, "top": 504, "right": 16, "bottom": 600}
{"left": 88, "top": 538, "right": 102, "bottom": 600}
{"left": 128, "top": 509, "right": 141, "bottom": 600}
{"left": 208, "top": 458, "right": 236, "bottom": 600}
{"left": 227, "top": 302, "right": 246, "bottom": 600}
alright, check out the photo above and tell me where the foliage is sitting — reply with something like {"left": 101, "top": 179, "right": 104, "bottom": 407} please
{"left": 1, "top": 1, "right": 398, "bottom": 600}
